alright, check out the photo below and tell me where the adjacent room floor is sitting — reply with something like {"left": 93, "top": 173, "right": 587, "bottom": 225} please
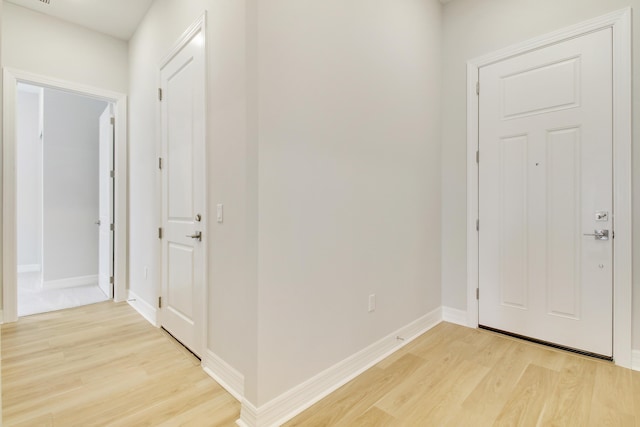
{"left": 2, "top": 302, "right": 240, "bottom": 426}
{"left": 3, "top": 303, "right": 639, "bottom": 426}
{"left": 17, "top": 272, "right": 109, "bottom": 317}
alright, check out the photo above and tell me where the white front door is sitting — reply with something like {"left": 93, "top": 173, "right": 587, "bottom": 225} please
{"left": 98, "top": 105, "right": 114, "bottom": 299}
{"left": 478, "top": 28, "right": 613, "bottom": 357}
{"left": 159, "top": 26, "right": 206, "bottom": 357}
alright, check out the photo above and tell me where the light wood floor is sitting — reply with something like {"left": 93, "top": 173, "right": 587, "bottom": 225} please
{"left": 286, "top": 322, "right": 640, "bottom": 426}
{"left": 1, "top": 302, "right": 239, "bottom": 426}
{"left": 4, "top": 303, "right": 640, "bottom": 426}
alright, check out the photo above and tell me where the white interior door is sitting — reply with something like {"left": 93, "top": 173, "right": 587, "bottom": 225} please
{"left": 478, "top": 28, "right": 613, "bottom": 357}
{"left": 98, "top": 105, "right": 114, "bottom": 299}
{"left": 159, "top": 27, "right": 206, "bottom": 357}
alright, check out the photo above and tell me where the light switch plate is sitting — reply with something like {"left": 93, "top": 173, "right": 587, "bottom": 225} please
{"left": 368, "top": 294, "right": 376, "bottom": 312}
{"left": 217, "top": 204, "right": 223, "bottom": 223}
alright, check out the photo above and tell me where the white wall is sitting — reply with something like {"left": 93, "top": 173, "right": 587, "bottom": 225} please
{"left": 0, "top": 0, "right": 4, "bottom": 318}
{"left": 0, "top": 2, "right": 3, "bottom": 419}
{"left": 440, "top": 0, "right": 640, "bottom": 346}
{"left": 128, "top": 0, "right": 258, "bottom": 402}
{"left": 42, "top": 88, "right": 107, "bottom": 282}
{"left": 130, "top": 0, "right": 442, "bottom": 409}
{"left": 2, "top": 2, "right": 128, "bottom": 93}
{"left": 1, "top": 1, "right": 128, "bottom": 307}
{"left": 16, "top": 86, "right": 41, "bottom": 269}
{"left": 255, "top": 0, "right": 442, "bottom": 405}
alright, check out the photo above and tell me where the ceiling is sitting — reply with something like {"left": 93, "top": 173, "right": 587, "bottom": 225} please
{"left": 6, "top": 0, "right": 455, "bottom": 40}
{"left": 5, "top": 0, "right": 154, "bottom": 40}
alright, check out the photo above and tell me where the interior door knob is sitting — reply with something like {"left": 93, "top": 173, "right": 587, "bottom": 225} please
{"left": 186, "top": 231, "right": 202, "bottom": 242}
{"left": 583, "top": 229, "right": 609, "bottom": 240}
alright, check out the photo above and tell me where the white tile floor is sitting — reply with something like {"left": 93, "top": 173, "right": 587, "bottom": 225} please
{"left": 18, "top": 272, "right": 110, "bottom": 317}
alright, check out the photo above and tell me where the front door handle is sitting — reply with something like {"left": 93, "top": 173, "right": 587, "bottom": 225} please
{"left": 583, "top": 229, "right": 609, "bottom": 240}
{"left": 186, "top": 231, "right": 202, "bottom": 242}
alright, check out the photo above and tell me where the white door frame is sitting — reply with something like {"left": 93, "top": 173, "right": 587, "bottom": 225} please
{"left": 466, "top": 8, "right": 632, "bottom": 367}
{"left": 98, "top": 104, "right": 115, "bottom": 299}
{"left": 3, "top": 68, "right": 129, "bottom": 322}
{"left": 156, "top": 13, "right": 208, "bottom": 355}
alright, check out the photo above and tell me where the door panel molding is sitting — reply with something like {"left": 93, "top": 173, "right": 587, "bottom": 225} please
{"left": 479, "top": 28, "right": 613, "bottom": 355}
{"left": 466, "top": 8, "right": 632, "bottom": 367}
{"left": 2, "top": 68, "right": 128, "bottom": 322}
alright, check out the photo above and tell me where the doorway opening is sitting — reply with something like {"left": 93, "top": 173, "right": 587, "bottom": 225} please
{"left": 3, "top": 68, "right": 128, "bottom": 323}
{"left": 16, "top": 83, "right": 114, "bottom": 317}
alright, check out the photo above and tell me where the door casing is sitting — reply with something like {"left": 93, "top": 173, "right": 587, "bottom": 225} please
{"left": 2, "top": 69, "right": 128, "bottom": 322}
{"left": 466, "top": 8, "right": 632, "bottom": 367}
{"left": 98, "top": 104, "right": 115, "bottom": 299}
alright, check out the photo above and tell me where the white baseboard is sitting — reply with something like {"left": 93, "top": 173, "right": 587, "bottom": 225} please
{"left": 43, "top": 274, "right": 98, "bottom": 290}
{"left": 238, "top": 307, "right": 443, "bottom": 427}
{"left": 238, "top": 401, "right": 258, "bottom": 427}
{"left": 18, "top": 264, "right": 41, "bottom": 273}
{"left": 203, "top": 350, "right": 245, "bottom": 401}
{"left": 632, "top": 350, "right": 640, "bottom": 371}
{"left": 442, "top": 306, "right": 468, "bottom": 326}
{"left": 127, "top": 290, "right": 158, "bottom": 326}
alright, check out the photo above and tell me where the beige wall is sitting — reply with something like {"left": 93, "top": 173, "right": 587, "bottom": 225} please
{"left": 255, "top": 0, "right": 443, "bottom": 405}
{"left": 16, "top": 88, "right": 40, "bottom": 269}
{"left": 0, "top": 3, "right": 3, "bottom": 417}
{"left": 42, "top": 89, "right": 107, "bottom": 283}
{"left": 2, "top": 3, "right": 128, "bottom": 93}
{"left": 440, "top": 0, "right": 640, "bottom": 347}
{"left": 127, "top": 0, "right": 259, "bottom": 402}
{"left": 0, "top": 2, "right": 128, "bottom": 311}
{"left": 130, "top": 0, "right": 443, "bottom": 408}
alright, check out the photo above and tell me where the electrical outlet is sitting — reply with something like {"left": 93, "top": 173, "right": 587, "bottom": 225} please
{"left": 368, "top": 294, "right": 376, "bottom": 313}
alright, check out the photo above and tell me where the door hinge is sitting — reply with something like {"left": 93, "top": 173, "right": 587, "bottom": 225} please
{"left": 109, "top": 276, "right": 114, "bottom": 284}
{"left": 158, "top": 296, "right": 162, "bottom": 308}
{"left": 158, "top": 88, "right": 163, "bottom": 101}
{"left": 476, "top": 288, "right": 480, "bottom": 300}
{"left": 476, "top": 81, "right": 480, "bottom": 95}
{"left": 476, "top": 219, "right": 479, "bottom": 231}
{"left": 476, "top": 150, "right": 479, "bottom": 164}
{"left": 110, "top": 117, "right": 115, "bottom": 125}
{"left": 110, "top": 224, "right": 115, "bottom": 232}
{"left": 158, "top": 227, "right": 163, "bottom": 239}
{"left": 158, "top": 157, "right": 163, "bottom": 170}
{"left": 110, "top": 170, "right": 115, "bottom": 178}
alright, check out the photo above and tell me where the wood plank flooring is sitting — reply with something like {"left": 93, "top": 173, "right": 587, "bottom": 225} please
{"left": 1, "top": 302, "right": 239, "bottom": 426}
{"left": 286, "top": 322, "right": 640, "bottom": 427}
{"left": 3, "top": 302, "right": 640, "bottom": 426}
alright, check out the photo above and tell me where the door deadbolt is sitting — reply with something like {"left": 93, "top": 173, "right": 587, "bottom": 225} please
{"left": 595, "top": 211, "right": 608, "bottom": 221}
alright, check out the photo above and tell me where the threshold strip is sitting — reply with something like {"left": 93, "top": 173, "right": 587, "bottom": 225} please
{"left": 478, "top": 325, "right": 613, "bottom": 362}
